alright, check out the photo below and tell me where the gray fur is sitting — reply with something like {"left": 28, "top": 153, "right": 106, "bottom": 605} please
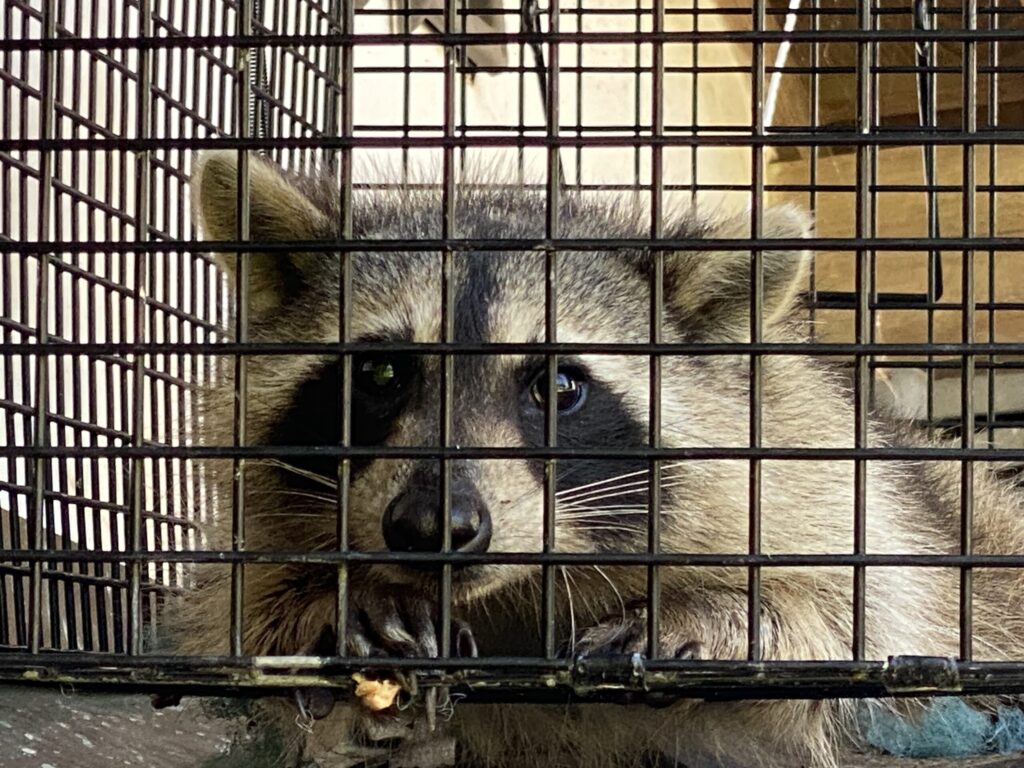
{"left": 175, "top": 151, "right": 1024, "bottom": 768}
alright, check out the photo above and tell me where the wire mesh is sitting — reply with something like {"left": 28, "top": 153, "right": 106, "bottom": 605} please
{"left": 1, "top": 0, "right": 1024, "bottom": 711}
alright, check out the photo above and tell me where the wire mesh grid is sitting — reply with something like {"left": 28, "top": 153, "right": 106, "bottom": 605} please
{"left": 1, "top": 0, "right": 1024, "bottom": 707}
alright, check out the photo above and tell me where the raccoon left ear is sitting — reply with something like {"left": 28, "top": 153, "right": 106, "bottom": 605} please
{"left": 665, "top": 205, "right": 812, "bottom": 337}
{"left": 190, "top": 150, "right": 335, "bottom": 315}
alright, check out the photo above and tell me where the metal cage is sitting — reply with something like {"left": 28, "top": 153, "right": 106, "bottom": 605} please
{"left": 3, "top": 0, "right": 1024, "bottom": 727}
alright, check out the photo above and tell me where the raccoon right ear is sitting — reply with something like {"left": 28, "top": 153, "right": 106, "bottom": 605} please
{"left": 665, "top": 205, "right": 812, "bottom": 339}
{"left": 190, "top": 150, "right": 333, "bottom": 314}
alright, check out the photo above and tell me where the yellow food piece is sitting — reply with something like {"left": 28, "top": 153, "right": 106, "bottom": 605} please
{"left": 352, "top": 673, "right": 402, "bottom": 712}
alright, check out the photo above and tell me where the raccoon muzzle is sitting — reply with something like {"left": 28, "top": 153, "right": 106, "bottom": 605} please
{"left": 382, "top": 477, "right": 493, "bottom": 562}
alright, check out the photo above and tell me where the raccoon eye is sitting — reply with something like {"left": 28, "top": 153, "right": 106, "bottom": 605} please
{"left": 355, "top": 356, "right": 405, "bottom": 395}
{"left": 530, "top": 367, "right": 588, "bottom": 416}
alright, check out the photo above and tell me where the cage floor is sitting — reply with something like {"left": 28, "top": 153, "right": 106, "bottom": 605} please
{"left": 0, "top": 687, "right": 1022, "bottom": 768}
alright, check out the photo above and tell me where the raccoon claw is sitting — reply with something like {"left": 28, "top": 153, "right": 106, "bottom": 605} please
{"left": 453, "top": 618, "right": 478, "bottom": 658}
{"left": 570, "top": 601, "right": 703, "bottom": 660}
{"left": 348, "top": 596, "right": 477, "bottom": 660}
{"left": 572, "top": 601, "right": 648, "bottom": 656}
{"left": 341, "top": 599, "right": 475, "bottom": 728}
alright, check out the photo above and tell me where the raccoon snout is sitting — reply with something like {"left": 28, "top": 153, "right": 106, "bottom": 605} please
{"left": 381, "top": 482, "right": 493, "bottom": 560}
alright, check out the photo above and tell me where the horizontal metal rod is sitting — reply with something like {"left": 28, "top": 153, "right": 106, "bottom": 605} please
{"left": 4, "top": 340, "right": 1024, "bottom": 357}
{"left": 5, "top": 550, "right": 1024, "bottom": 567}
{"left": 2, "top": 655, "right": 1023, "bottom": 701}
{"left": 4, "top": 131, "right": 1024, "bottom": 153}
{"left": 314, "top": 5, "right": 1023, "bottom": 16}
{"left": 8, "top": 236, "right": 1024, "bottom": 255}
{"left": 3, "top": 28, "right": 1023, "bottom": 54}
{"left": 5, "top": 445, "right": 1024, "bottom": 461}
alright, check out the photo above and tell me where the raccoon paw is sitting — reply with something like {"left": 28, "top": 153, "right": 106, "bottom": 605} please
{"left": 570, "top": 601, "right": 703, "bottom": 660}
{"left": 348, "top": 595, "right": 478, "bottom": 661}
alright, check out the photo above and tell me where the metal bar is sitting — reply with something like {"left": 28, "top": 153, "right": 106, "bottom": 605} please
{"left": 127, "top": 0, "right": 153, "bottom": 658}
{"left": 985, "top": 0, "right": 1000, "bottom": 450}
{"left": 851, "top": 0, "right": 874, "bottom": 663}
{"left": 50, "top": 0, "right": 77, "bottom": 650}
{"left": 24, "top": 3, "right": 56, "bottom": 655}
{"left": 439, "top": 0, "right": 457, "bottom": 660}
{"left": 916, "top": 0, "right": 941, "bottom": 427}
{"left": 8, "top": 339, "right": 1024, "bottom": 357}
{"left": 401, "top": 0, "right": 412, "bottom": 182}
{"left": 13, "top": 233, "right": 1024, "bottom": 255}
{"left": 959, "top": 0, "right": 978, "bottom": 663}
{"left": 229, "top": 0, "right": 255, "bottom": 658}
{"left": 10, "top": 130, "right": 1024, "bottom": 155}
{"left": 26, "top": 0, "right": 58, "bottom": 655}
{"left": 807, "top": 0, "right": 820, "bottom": 339}
{"left": 6, "top": 28, "right": 1024, "bottom": 54}
{"left": 647, "top": 0, "right": 665, "bottom": 661}
{"left": 334, "top": 0, "right": 355, "bottom": 660}
{"left": 52, "top": 255, "right": 80, "bottom": 650}
{"left": 747, "top": 0, "right": 767, "bottom": 663}
{"left": 3, "top": 656, "right": 1024, "bottom": 701}
{"left": 12, "top": 445, "right": 1024, "bottom": 463}
{"left": 542, "top": 0, "right": 561, "bottom": 662}
{"left": 9, "top": 549, "right": 1024, "bottom": 568}
{"left": 689, "top": 0, "right": 698, "bottom": 200}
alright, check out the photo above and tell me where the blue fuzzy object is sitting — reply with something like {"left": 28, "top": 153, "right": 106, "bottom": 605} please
{"left": 991, "top": 706, "right": 1024, "bottom": 754}
{"left": 859, "top": 699, "right": 1024, "bottom": 758}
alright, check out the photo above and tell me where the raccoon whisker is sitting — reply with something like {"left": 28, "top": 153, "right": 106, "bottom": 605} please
{"left": 559, "top": 512, "right": 649, "bottom": 522}
{"left": 246, "top": 489, "right": 338, "bottom": 505}
{"left": 246, "top": 513, "right": 331, "bottom": 521}
{"left": 559, "top": 504, "right": 651, "bottom": 513}
{"left": 558, "top": 486, "right": 650, "bottom": 506}
{"left": 560, "top": 566, "right": 577, "bottom": 656}
{"left": 568, "top": 524, "right": 643, "bottom": 536}
{"left": 556, "top": 465, "right": 669, "bottom": 501}
{"left": 557, "top": 473, "right": 678, "bottom": 504}
{"left": 554, "top": 459, "right": 695, "bottom": 502}
{"left": 555, "top": 466, "right": 652, "bottom": 497}
{"left": 560, "top": 504, "right": 694, "bottom": 517}
{"left": 561, "top": 514, "right": 647, "bottom": 528}
{"left": 591, "top": 565, "right": 627, "bottom": 620}
{"left": 251, "top": 459, "right": 339, "bottom": 490}
{"left": 557, "top": 474, "right": 695, "bottom": 507}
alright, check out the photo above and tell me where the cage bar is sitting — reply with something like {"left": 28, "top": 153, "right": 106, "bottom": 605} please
{"left": 333, "top": 0, "right": 355, "bottom": 659}
{"left": 126, "top": 0, "right": 154, "bottom": 658}
{"left": 438, "top": 0, "right": 457, "bottom": 659}
{"left": 747, "top": 0, "right": 766, "bottom": 663}
{"left": 24, "top": 0, "right": 59, "bottom": 655}
{"left": 228, "top": 0, "right": 254, "bottom": 659}
{"left": 851, "top": 0, "right": 874, "bottom": 663}
{"left": 959, "top": 0, "right": 978, "bottom": 663}
{"left": 541, "top": 0, "right": 561, "bottom": 662}
{"left": 646, "top": 0, "right": 665, "bottom": 662}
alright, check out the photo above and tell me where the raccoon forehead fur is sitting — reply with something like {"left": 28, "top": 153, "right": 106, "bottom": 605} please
{"left": 179, "top": 150, "right": 1024, "bottom": 768}
{"left": 190, "top": 149, "right": 812, "bottom": 343}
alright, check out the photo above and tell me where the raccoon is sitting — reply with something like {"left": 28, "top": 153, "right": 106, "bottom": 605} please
{"left": 177, "top": 150, "right": 1024, "bottom": 768}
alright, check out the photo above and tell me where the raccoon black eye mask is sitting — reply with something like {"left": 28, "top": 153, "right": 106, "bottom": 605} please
{"left": 177, "top": 150, "right": 1024, "bottom": 768}
{"left": 355, "top": 353, "right": 589, "bottom": 416}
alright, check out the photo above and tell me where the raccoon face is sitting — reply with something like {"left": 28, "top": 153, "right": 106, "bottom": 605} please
{"left": 191, "top": 151, "right": 811, "bottom": 603}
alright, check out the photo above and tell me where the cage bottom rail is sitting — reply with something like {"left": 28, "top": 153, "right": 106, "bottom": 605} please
{"left": 2, "top": 654, "right": 1024, "bottom": 703}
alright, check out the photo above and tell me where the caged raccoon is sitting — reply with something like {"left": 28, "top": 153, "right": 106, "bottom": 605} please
{"left": 175, "top": 150, "right": 1024, "bottom": 768}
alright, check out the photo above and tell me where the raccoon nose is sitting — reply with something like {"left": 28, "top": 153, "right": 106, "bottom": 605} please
{"left": 382, "top": 485, "right": 493, "bottom": 557}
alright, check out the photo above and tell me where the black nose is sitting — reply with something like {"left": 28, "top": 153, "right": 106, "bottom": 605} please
{"left": 382, "top": 482, "right": 492, "bottom": 557}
